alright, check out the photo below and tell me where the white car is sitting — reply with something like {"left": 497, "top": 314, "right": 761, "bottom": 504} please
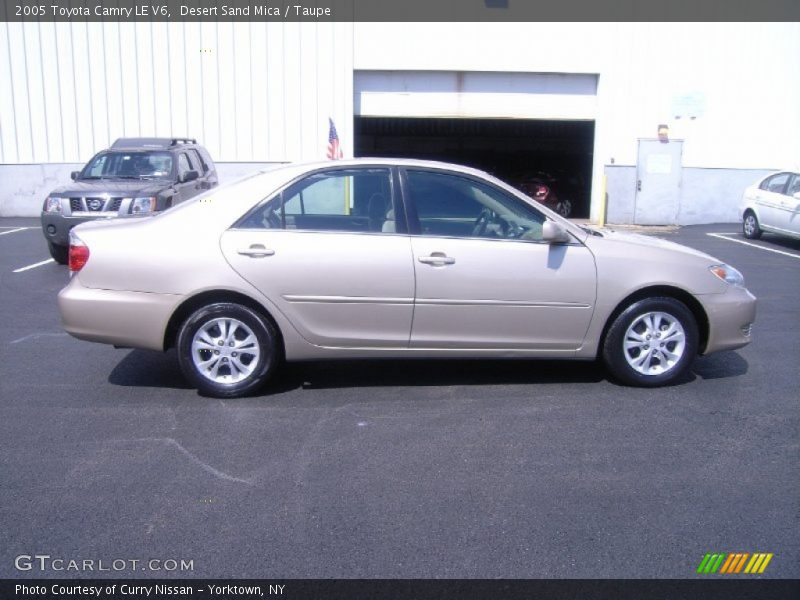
{"left": 740, "top": 171, "right": 800, "bottom": 240}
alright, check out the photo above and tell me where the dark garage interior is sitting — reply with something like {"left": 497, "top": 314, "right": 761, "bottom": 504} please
{"left": 354, "top": 116, "right": 595, "bottom": 219}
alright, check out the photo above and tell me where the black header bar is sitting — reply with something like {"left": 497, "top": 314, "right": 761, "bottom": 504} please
{"left": 3, "top": 579, "right": 800, "bottom": 600}
{"left": 3, "top": 0, "right": 800, "bottom": 23}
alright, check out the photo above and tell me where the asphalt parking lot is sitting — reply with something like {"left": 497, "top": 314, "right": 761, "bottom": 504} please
{"left": 1, "top": 218, "right": 798, "bottom": 579}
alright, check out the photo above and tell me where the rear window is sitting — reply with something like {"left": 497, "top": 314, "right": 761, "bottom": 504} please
{"left": 760, "top": 173, "right": 790, "bottom": 193}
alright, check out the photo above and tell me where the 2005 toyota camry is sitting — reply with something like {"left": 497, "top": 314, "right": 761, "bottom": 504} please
{"left": 58, "top": 159, "right": 756, "bottom": 397}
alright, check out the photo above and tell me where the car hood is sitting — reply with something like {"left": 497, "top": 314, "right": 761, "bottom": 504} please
{"left": 587, "top": 228, "right": 719, "bottom": 262}
{"left": 50, "top": 180, "right": 170, "bottom": 196}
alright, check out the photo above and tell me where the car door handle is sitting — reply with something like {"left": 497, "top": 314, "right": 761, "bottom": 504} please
{"left": 238, "top": 245, "right": 275, "bottom": 258}
{"left": 418, "top": 253, "right": 455, "bottom": 265}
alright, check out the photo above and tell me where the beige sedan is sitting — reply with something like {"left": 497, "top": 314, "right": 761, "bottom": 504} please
{"left": 59, "top": 159, "right": 756, "bottom": 398}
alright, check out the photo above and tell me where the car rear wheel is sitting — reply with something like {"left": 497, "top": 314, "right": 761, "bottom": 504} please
{"left": 742, "top": 211, "right": 762, "bottom": 239}
{"left": 602, "top": 297, "right": 698, "bottom": 387}
{"left": 176, "top": 302, "right": 280, "bottom": 398}
{"left": 47, "top": 241, "right": 68, "bottom": 265}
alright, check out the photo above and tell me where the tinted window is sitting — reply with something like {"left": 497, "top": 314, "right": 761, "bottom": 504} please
{"left": 197, "top": 147, "right": 214, "bottom": 172}
{"left": 406, "top": 170, "right": 546, "bottom": 241}
{"left": 189, "top": 149, "right": 207, "bottom": 174}
{"left": 85, "top": 155, "right": 107, "bottom": 178}
{"left": 82, "top": 152, "right": 173, "bottom": 179}
{"left": 178, "top": 153, "right": 192, "bottom": 178}
{"left": 239, "top": 168, "right": 395, "bottom": 233}
{"left": 761, "top": 173, "right": 790, "bottom": 193}
{"left": 786, "top": 174, "right": 800, "bottom": 197}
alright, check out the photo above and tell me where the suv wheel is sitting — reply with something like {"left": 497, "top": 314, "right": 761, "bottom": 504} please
{"left": 742, "top": 211, "right": 762, "bottom": 239}
{"left": 177, "top": 302, "right": 280, "bottom": 398}
{"left": 602, "top": 297, "right": 698, "bottom": 387}
{"left": 47, "top": 241, "right": 68, "bottom": 265}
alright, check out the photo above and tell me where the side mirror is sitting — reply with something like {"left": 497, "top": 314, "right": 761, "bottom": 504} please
{"left": 542, "top": 220, "right": 571, "bottom": 244}
{"left": 70, "top": 171, "right": 80, "bottom": 181}
{"left": 181, "top": 170, "right": 199, "bottom": 183}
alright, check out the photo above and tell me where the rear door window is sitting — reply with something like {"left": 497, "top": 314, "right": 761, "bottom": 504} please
{"left": 761, "top": 173, "right": 790, "bottom": 193}
{"left": 177, "top": 153, "right": 192, "bottom": 179}
{"left": 785, "top": 174, "right": 800, "bottom": 197}
{"left": 238, "top": 168, "right": 399, "bottom": 234}
{"left": 189, "top": 149, "right": 207, "bottom": 174}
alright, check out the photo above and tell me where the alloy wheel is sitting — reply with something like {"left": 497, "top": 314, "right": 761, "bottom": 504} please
{"left": 191, "top": 317, "right": 261, "bottom": 384}
{"left": 623, "top": 311, "right": 686, "bottom": 376}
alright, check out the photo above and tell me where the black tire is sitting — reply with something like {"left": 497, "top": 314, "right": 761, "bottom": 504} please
{"left": 602, "top": 297, "right": 699, "bottom": 387}
{"left": 742, "top": 210, "right": 762, "bottom": 239}
{"left": 48, "top": 241, "right": 69, "bottom": 265}
{"left": 176, "top": 302, "right": 280, "bottom": 398}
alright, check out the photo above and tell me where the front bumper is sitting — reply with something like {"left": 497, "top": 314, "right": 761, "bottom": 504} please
{"left": 58, "top": 277, "right": 181, "bottom": 351}
{"left": 699, "top": 285, "right": 757, "bottom": 355}
{"left": 42, "top": 212, "right": 120, "bottom": 246}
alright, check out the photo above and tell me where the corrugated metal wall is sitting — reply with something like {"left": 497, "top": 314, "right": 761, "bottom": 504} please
{"left": 0, "top": 21, "right": 354, "bottom": 164}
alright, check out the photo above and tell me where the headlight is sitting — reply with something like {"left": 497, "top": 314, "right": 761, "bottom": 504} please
{"left": 44, "top": 197, "right": 62, "bottom": 213}
{"left": 130, "top": 197, "right": 156, "bottom": 214}
{"left": 709, "top": 264, "right": 745, "bottom": 287}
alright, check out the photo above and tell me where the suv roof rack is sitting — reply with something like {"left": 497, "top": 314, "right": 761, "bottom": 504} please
{"left": 111, "top": 137, "right": 197, "bottom": 149}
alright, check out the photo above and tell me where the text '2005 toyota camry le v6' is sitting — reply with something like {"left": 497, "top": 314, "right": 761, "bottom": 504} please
{"left": 58, "top": 159, "right": 757, "bottom": 398}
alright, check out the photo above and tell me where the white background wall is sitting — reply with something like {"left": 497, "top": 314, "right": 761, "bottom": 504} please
{"left": 0, "top": 21, "right": 354, "bottom": 164}
{"left": 354, "top": 22, "right": 800, "bottom": 169}
{"left": 353, "top": 22, "right": 800, "bottom": 222}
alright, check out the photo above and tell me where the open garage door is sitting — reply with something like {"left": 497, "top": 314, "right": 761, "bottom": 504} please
{"left": 354, "top": 71, "right": 597, "bottom": 219}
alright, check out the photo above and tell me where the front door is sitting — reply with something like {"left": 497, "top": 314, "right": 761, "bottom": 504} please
{"left": 403, "top": 169, "right": 597, "bottom": 351}
{"left": 634, "top": 139, "right": 683, "bottom": 225}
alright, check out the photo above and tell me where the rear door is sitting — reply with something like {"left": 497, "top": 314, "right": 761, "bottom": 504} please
{"left": 220, "top": 167, "right": 416, "bottom": 348}
{"left": 754, "top": 172, "right": 791, "bottom": 230}
{"left": 776, "top": 173, "right": 800, "bottom": 235}
{"left": 402, "top": 168, "right": 597, "bottom": 351}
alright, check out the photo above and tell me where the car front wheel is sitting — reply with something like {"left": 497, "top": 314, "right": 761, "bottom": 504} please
{"left": 47, "top": 241, "right": 68, "bottom": 264}
{"left": 176, "top": 302, "right": 280, "bottom": 398}
{"left": 742, "top": 211, "right": 762, "bottom": 239}
{"left": 602, "top": 297, "right": 699, "bottom": 387}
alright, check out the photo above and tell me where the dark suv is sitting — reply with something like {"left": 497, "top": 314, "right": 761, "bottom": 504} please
{"left": 41, "top": 138, "right": 218, "bottom": 263}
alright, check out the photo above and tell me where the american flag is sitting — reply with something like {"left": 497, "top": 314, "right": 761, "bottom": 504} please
{"left": 327, "top": 118, "right": 343, "bottom": 160}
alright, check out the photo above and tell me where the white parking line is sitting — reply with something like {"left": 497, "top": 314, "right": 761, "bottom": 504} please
{"left": 10, "top": 332, "right": 68, "bottom": 344}
{"left": 13, "top": 258, "right": 55, "bottom": 273}
{"left": 0, "top": 227, "right": 31, "bottom": 236}
{"left": 706, "top": 233, "right": 800, "bottom": 260}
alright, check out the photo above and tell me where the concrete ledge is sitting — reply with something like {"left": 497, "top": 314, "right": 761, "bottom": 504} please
{"left": 605, "top": 165, "right": 772, "bottom": 226}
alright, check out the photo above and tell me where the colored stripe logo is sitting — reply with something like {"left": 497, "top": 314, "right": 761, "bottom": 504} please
{"left": 696, "top": 552, "right": 773, "bottom": 574}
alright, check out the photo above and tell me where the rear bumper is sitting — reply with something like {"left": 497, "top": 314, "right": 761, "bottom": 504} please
{"left": 58, "top": 277, "right": 181, "bottom": 351}
{"left": 699, "top": 286, "right": 757, "bottom": 355}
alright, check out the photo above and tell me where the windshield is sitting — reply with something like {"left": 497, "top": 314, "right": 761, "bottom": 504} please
{"left": 80, "top": 151, "right": 174, "bottom": 180}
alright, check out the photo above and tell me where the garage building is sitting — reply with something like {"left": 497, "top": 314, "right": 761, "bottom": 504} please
{"left": 0, "top": 21, "right": 798, "bottom": 224}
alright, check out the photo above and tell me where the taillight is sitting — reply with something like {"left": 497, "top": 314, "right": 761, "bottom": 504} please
{"left": 68, "top": 232, "right": 90, "bottom": 273}
{"left": 534, "top": 184, "right": 549, "bottom": 199}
